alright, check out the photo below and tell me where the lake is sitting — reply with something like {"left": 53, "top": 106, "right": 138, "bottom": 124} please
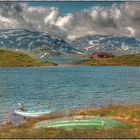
{"left": 0, "top": 65, "right": 140, "bottom": 120}
{"left": 39, "top": 57, "right": 81, "bottom": 63}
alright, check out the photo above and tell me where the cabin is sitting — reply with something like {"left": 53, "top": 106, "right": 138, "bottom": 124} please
{"left": 90, "top": 52, "right": 114, "bottom": 59}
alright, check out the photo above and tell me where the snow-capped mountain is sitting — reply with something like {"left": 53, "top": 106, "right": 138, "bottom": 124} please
{"left": 1, "top": 29, "right": 140, "bottom": 57}
{"left": 0, "top": 29, "right": 81, "bottom": 57}
{"left": 70, "top": 35, "right": 140, "bottom": 54}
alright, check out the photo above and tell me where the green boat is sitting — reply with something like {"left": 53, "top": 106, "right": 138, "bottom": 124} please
{"left": 34, "top": 116, "right": 124, "bottom": 129}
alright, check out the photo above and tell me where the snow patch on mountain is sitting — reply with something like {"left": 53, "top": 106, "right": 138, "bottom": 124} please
{"left": 121, "top": 43, "right": 129, "bottom": 51}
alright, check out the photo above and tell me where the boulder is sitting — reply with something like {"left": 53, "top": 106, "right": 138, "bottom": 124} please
{"left": 0, "top": 119, "right": 13, "bottom": 127}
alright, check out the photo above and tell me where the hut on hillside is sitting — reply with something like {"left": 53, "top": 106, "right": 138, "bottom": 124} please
{"left": 90, "top": 52, "right": 114, "bottom": 59}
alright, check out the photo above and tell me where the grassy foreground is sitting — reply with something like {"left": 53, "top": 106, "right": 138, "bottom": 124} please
{"left": 0, "top": 104, "right": 139, "bottom": 138}
{"left": 0, "top": 49, "right": 57, "bottom": 67}
{"left": 75, "top": 54, "right": 140, "bottom": 66}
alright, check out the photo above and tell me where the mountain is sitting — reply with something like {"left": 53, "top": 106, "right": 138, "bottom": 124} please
{"left": 1, "top": 29, "right": 139, "bottom": 57}
{"left": 0, "top": 29, "right": 81, "bottom": 57}
{"left": 69, "top": 35, "right": 140, "bottom": 55}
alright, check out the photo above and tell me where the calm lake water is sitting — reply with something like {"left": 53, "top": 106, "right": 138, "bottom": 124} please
{"left": 39, "top": 57, "right": 81, "bottom": 63}
{"left": 0, "top": 65, "right": 140, "bottom": 120}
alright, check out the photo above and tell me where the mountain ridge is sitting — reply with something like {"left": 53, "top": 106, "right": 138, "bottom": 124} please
{"left": 0, "top": 29, "right": 81, "bottom": 57}
{"left": 1, "top": 29, "right": 140, "bottom": 57}
{"left": 69, "top": 34, "right": 140, "bottom": 55}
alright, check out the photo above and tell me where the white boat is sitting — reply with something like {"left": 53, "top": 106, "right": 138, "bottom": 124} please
{"left": 15, "top": 109, "right": 70, "bottom": 119}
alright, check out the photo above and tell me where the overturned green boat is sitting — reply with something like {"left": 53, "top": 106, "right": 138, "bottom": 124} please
{"left": 34, "top": 116, "right": 124, "bottom": 129}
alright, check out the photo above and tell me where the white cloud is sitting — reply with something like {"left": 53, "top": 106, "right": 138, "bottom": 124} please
{"left": 126, "top": 26, "right": 135, "bottom": 37}
{"left": 44, "top": 8, "right": 58, "bottom": 24}
{"left": 55, "top": 14, "right": 73, "bottom": 30}
{"left": 0, "top": 2, "right": 140, "bottom": 40}
{"left": 114, "top": 9, "right": 121, "bottom": 19}
{"left": 0, "top": 16, "right": 18, "bottom": 26}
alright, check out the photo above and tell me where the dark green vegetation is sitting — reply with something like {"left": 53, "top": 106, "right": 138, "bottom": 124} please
{"left": 0, "top": 105, "right": 139, "bottom": 138}
{"left": 0, "top": 49, "right": 57, "bottom": 67}
{"left": 75, "top": 54, "right": 140, "bottom": 66}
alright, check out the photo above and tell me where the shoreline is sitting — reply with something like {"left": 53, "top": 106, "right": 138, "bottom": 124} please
{"left": 1, "top": 64, "right": 140, "bottom": 67}
{"left": 0, "top": 104, "right": 139, "bottom": 138}
{"left": 1, "top": 49, "right": 140, "bottom": 67}
{"left": 0, "top": 104, "right": 139, "bottom": 126}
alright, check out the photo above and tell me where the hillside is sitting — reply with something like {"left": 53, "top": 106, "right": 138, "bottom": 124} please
{"left": 69, "top": 35, "right": 140, "bottom": 55}
{"left": 0, "top": 29, "right": 81, "bottom": 57}
{"left": 1, "top": 29, "right": 140, "bottom": 57}
{"left": 75, "top": 54, "right": 140, "bottom": 66}
{"left": 0, "top": 49, "right": 57, "bottom": 67}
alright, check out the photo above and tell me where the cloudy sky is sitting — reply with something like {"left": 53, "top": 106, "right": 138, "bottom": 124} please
{"left": 0, "top": 1, "right": 140, "bottom": 40}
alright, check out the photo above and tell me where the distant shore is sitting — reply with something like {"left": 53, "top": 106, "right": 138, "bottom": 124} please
{"left": 1, "top": 49, "right": 140, "bottom": 67}
{"left": 74, "top": 54, "right": 140, "bottom": 66}
{"left": 0, "top": 49, "right": 57, "bottom": 67}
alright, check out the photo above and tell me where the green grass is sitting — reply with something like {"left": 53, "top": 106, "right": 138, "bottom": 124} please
{"left": 0, "top": 49, "right": 57, "bottom": 67}
{"left": 75, "top": 54, "right": 140, "bottom": 66}
{"left": 0, "top": 104, "right": 139, "bottom": 138}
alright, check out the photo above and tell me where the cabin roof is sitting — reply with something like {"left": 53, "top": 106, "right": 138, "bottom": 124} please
{"left": 92, "top": 52, "right": 113, "bottom": 55}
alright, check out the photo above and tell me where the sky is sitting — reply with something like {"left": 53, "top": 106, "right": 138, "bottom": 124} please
{"left": 27, "top": 2, "right": 119, "bottom": 16}
{"left": 0, "top": 1, "right": 140, "bottom": 40}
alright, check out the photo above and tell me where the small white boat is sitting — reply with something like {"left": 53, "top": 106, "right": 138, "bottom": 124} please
{"left": 15, "top": 103, "right": 70, "bottom": 119}
{"left": 15, "top": 109, "right": 70, "bottom": 119}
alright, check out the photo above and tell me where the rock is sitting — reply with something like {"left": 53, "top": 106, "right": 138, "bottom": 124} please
{"left": 14, "top": 121, "right": 26, "bottom": 127}
{"left": 0, "top": 119, "right": 13, "bottom": 127}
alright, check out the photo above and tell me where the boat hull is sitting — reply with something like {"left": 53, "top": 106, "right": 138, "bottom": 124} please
{"left": 15, "top": 109, "right": 70, "bottom": 119}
